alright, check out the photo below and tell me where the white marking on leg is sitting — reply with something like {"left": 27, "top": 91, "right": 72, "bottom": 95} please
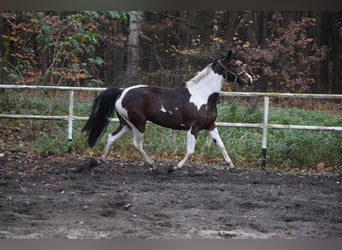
{"left": 208, "top": 128, "right": 235, "bottom": 168}
{"left": 132, "top": 129, "right": 154, "bottom": 166}
{"left": 101, "top": 126, "right": 130, "bottom": 161}
{"left": 176, "top": 129, "right": 196, "bottom": 169}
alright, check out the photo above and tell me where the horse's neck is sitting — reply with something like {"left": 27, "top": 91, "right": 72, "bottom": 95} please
{"left": 187, "top": 69, "right": 223, "bottom": 97}
{"left": 186, "top": 69, "right": 223, "bottom": 110}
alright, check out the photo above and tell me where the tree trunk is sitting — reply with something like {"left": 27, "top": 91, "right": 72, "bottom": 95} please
{"left": 196, "top": 11, "right": 214, "bottom": 50}
{"left": 223, "top": 11, "right": 238, "bottom": 44}
{"left": 246, "top": 11, "right": 256, "bottom": 44}
{"left": 257, "top": 11, "right": 272, "bottom": 48}
{"left": 127, "top": 11, "right": 142, "bottom": 86}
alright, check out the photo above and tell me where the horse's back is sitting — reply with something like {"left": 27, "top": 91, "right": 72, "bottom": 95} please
{"left": 117, "top": 85, "right": 193, "bottom": 129}
{"left": 121, "top": 85, "right": 189, "bottom": 108}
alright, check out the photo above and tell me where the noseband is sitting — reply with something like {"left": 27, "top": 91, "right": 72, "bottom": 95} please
{"left": 217, "top": 59, "right": 246, "bottom": 83}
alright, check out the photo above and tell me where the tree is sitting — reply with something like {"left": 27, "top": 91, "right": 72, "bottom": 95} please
{"left": 126, "top": 11, "right": 142, "bottom": 86}
{"left": 1, "top": 11, "right": 340, "bottom": 93}
{"left": 235, "top": 12, "right": 329, "bottom": 93}
{"left": 0, "top": 11, "right": 127, "bottom": 86}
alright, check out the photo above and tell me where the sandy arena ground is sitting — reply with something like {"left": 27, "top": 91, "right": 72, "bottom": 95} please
{"left": 0, "top": 152, "right": 341, "bottom": 239}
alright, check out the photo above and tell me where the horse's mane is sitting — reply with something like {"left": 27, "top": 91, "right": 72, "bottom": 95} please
{"left": 188, "top": 64, "right": 213, "bottom": 84}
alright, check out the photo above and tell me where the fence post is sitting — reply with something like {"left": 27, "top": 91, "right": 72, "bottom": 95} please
{"left": 68, "top": 90, "right": 74, "bottom": 142}
{"left": 261, "top": 96, "right": 269, "bottom": 168}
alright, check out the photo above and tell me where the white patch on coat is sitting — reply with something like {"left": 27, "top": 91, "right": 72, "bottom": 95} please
{"left": 160, "top": 105, "right": 173, "bottom": 114}
{"left": 160, "top": 105, "right": 167, "bottom": 113}
{"left": 186, "top": 65, "right": 224, "bottom": 110}
{"left": 116, "top": 85, "right": 147, "bottom": 121}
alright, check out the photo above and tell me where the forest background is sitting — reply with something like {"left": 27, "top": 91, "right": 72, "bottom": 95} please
{"left": 0, "top": 11, "right": 341, "bottom": 170}
{"left": 0, "top": 11, "right": 341, "bottom": 94}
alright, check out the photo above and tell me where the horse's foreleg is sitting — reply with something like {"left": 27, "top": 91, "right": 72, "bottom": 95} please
{"left": 208, "top": 127, "right": 235, "bottom": 169}
{"left": 132, "top": 128, "right": 154, "bottom": 166}
{"left": 101, "top": 125, "right": 130, "bottom": 162}
{"left": 174, "top": 129, "right": 197, "bottom": 171}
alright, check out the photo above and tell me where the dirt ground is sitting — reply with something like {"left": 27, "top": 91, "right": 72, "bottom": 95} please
{"left": 0, "top": 152, "right": 341, "bottom": 239}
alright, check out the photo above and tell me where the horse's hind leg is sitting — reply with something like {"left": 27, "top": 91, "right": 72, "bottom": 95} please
{"left": 208, "top": 127, "right": 235, "bottom": 169}
{"left": 101, "top": 125, "right": 130, "bottom": 162}
{"left": 132, "top": 128, "right": 154, "bottom": 167}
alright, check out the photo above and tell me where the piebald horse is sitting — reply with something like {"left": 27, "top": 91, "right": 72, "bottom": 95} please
{"left": 83, "top": 51, "right": 252, "bottom": 171}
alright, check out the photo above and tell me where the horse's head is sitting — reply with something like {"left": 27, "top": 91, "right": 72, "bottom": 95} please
{"left": 213, "top": 50, "right": 253, "bottom": 88}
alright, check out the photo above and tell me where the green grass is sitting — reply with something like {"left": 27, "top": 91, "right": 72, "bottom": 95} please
{"left": 1, "top": 91, "right": 341, "bottom": 170}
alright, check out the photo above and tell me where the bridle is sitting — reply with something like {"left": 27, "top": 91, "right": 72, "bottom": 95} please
{"left": 217, "top": 59, "right": 246, "bottom": 83}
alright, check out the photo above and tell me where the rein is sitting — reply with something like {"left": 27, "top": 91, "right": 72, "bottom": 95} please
{"left": 217, "top": 59, "right": 246, "bottom": 83}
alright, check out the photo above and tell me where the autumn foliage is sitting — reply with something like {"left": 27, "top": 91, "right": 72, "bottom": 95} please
{"left": 235, "top": 13, "right": 330, "bottom": 92}
{"left": 0, "top": 11, "right": 340, "bottom": 93}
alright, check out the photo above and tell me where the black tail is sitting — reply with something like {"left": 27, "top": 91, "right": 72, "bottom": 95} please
{"left": 82, "top": 87, "right": 123, "bottom": 148}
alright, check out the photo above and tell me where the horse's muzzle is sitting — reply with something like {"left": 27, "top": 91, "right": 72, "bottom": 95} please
{"left": 238, "top": 72, "right": 253, "bottom": 86}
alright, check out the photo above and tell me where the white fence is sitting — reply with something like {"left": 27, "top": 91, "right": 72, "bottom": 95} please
{"left": 1, "top": 84, "right": 342, "bottom": 167}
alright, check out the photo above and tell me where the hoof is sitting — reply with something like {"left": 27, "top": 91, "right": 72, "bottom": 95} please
{"left": 167, "top": 166, "right": 175, "bottom": 173}
{"left": 73, "top": 158, "right": 99, "bottom": 174}
{"left": 166, "top": 162, "right": 177, "bottom": 173}
{"left": 226, "top": 165, "right": 239, "bottom": 173}
{"left": 147, "top": 162, "right": 159, "bottom": 174}
{"left": 89, "top": 158, "right": 99, "bottom": 168}
{"left": 149, "top": 167, "right": 160, "bottom": 175}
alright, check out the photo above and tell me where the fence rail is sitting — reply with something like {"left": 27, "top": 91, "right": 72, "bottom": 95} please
{"left": 1, "top": 84, "right": 342, "bottom": 167}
